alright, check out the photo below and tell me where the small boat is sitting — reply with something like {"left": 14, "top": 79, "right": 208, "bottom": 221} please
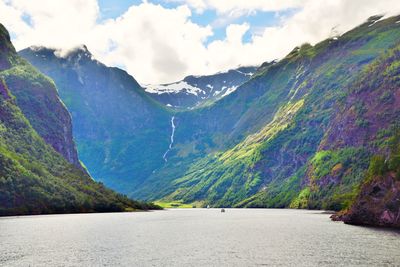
{"left": 221, "top": 208, "right": 225, "bottom": 213}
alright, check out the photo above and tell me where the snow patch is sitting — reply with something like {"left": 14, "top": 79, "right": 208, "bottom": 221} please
{"left": 235, "top": 69, "right": 254, "bottom": 76}
{"left": 213, "top": 90, "right": 221, "bottom": 96}
{"left": 221, "top": 86, "right": 238, "bottom": 98}
{"left": 368, "top": 16, "right": 385, "bottom": 27}
{"left": 145, "top": 81, "right": 204, "bottom": 96}
{"left": 29, "top": 45, "right": 46, "bottom": 52}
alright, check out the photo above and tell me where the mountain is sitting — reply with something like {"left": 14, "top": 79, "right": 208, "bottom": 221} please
{"left": 328, "top": 46, "right": 400, "bottom": 227}
{"left": 133, "top": 15, "right": 400, "bottom": 218}
{"left": 20, "top": 15, "right": 400, "bottom": 227}
{"left": 19, "top": 45, "right": 172, "bottom": 194}
{"left": 1, "top": 31, "right": 81, "bottom": 169}
{"left": 0, "top": 24, "right": 159, "bottom": 215}
{"left": 144, "top": 66, "right": 257, "bottom": 109}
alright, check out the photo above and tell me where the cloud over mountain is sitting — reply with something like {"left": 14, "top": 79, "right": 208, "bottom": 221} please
{"left": 1, "top": 0, "right": 400, "bottom": 83}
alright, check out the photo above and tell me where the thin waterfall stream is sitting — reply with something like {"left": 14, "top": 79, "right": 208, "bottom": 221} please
{"left": 163, "top": 116, "right": 176, "bottom": 162}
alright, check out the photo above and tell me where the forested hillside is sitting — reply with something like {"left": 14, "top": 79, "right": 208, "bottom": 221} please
{"left": 0, "top": 24, "right": 159, "bottom": 216}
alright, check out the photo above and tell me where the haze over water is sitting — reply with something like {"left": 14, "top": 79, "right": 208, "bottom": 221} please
{"left": 1, "top": 209, "right": 399, "bottom": 266}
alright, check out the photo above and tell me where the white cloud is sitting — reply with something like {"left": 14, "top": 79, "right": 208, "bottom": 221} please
{"left": 0, "top": 0, "right": 99, "bottom": 49}
{"left": 85, "top": 3, "right": 212, "bottom": 84}
{"left": 1, "top": 0, "right": 400, "bottom": 84}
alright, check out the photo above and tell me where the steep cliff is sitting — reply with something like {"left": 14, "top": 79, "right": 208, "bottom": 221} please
{"left": 20, "top": 45, "right": 171, "bottom": 193}
{"left": 325, "top": 45, "right": 400, "bottom": 227}
{"left": 0, "top": 24, "right": 80, "bottom": 168}
{"left": 0, "top": 24, "right": 159, "bottom": 215}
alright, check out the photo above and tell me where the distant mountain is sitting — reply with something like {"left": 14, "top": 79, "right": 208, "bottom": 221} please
{"left": 0, "top": 24, "right": 159, "bottom": 215}
{"left": 19, "top": 15, "right": 400, "bottom": 227}
{"left": 19, "top": 45, "right": 172, "bottom": 195}
{"left": 143, "top": 66, "right": 257, "bottom": 109}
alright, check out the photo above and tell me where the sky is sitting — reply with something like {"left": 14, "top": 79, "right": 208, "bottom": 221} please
{"left": 1, "top": 0, "right": 400, "bottom": 84}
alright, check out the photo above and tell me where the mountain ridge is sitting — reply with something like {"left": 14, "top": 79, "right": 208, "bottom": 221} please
{"left": 18, "top": 15, "right": 400, "bottom": 227}
{"left": 143, "top": 66, "right": 257, "bottom": 109}
{"left": 19, "top": 45, "right": 173, "bottom": 194}
{"left": 0, "top": 23, "right": 159, "bottom": 215}
{"left": 133, "top": 15, "right": 400, "bottom": 215}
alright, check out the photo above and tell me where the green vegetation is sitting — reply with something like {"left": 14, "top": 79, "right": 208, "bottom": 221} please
{"left": 154, "top": 201, "right": 195, "bottom": 208}
{"left": 143, "top": 15, "right": 400, "bottom": 211}
{"left": 19, "top": 45, "right": 172, "bottom": 195}
{"left": 364, "top": 131, "right": 400, "bottom": 182}
{"left": 307, "top": 148, "right": 371, "bottom": 210}
{"left": 17, "top": 15, "right": 400, "bottom": 225}
{"left": 0, "top": 24, "right": 160, "bottom": 215}
{"left": 0, "top": 87, "right": 159, "bottom": 215}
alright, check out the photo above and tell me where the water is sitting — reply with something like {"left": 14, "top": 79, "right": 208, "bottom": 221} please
{"left": 163, "top": 116, "right": 176, "bottom": 162}
{"left": 1, "top": 209, "right": 399, "bottom": 266}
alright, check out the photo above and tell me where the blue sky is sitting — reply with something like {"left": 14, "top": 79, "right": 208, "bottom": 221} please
{"left": 98, "top": 0, "right": 142, "bottom": 20}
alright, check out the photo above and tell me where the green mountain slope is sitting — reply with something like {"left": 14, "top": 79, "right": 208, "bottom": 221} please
{"left": 323, "top": 45, "right": 400, "bottom": 226}
{"left": 136, "top": 15, "right": 400, "bottom": 214}
{"left": 0, "top": 25, "right": 81, "bottom": 169}
{"left": 19, "top": 16, "right": 400, "bottom": 226}
{"left": 19, "top": 45, "right": 172, "bottom": 194}
{"left": 0, "top": 24, "right": 158, "bottom": 216}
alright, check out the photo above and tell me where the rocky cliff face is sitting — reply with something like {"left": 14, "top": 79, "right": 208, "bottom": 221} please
{"left": 0, "top": 24, "right": 159, "bottom": 215}
{"left": 301, "top": 40, "right": 400, "bottom": 212}
{"left": 0, "top": 24, "right": 81, "bottom": 168}
{"left": 340, "top": 173, "right": 400, "bottom": 227}
{"left": 309, "top": 41, "right": 400, "bottom": 226}
{"left": 1, "top": 67, "right": 81, "bottom": 168}
{"left": 19, "top": 45, "right": 171, "bottom": 194}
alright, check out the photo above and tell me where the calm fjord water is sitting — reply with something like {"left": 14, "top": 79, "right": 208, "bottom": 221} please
{"left": 1, "top": 209, "right": 399, "bottom": 266}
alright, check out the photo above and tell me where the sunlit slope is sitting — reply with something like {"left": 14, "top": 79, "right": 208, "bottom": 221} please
{"left": 138, "top": 16, "right": 400, "bottom": 213}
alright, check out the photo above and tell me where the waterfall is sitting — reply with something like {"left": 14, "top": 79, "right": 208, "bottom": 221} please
{"left": 163, "top": 116, "right": 176, "bottom": 162}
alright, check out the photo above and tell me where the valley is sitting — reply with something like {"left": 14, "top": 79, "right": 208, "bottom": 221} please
{"left": 1, "top": 14, "right": 400, "bottom": 227}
